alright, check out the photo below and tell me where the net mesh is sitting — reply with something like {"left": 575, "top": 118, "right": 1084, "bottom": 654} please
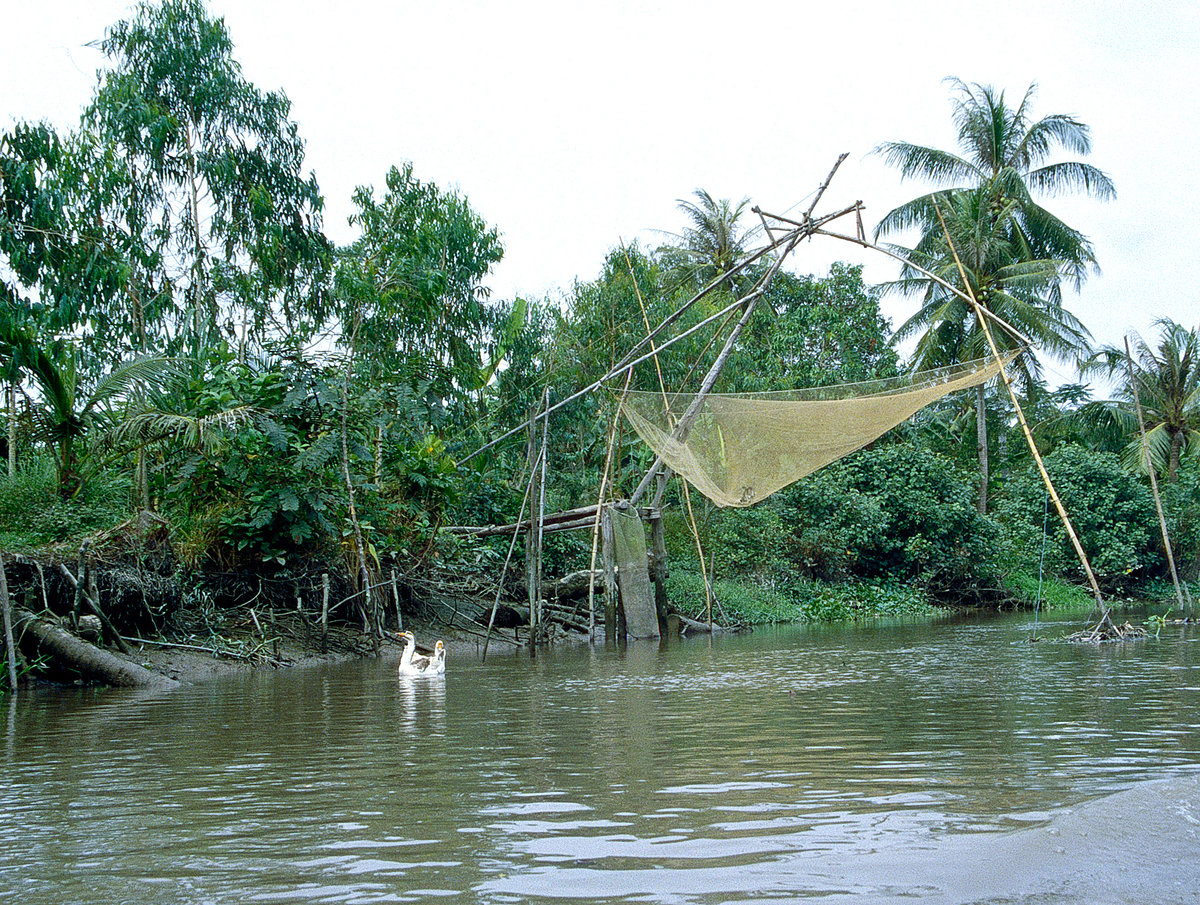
{"left": 620, "top": 355, "right": 1012, "bottom": 508}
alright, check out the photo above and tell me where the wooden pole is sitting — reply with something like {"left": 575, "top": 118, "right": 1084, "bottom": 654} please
{"left": 390, "top": 567, "right": 403, "bottom": 631}
{"left": 1, "top": 556, "right": 18, "bottom": 692}
{"left": 649, "top": 506, "right": 669, "bottom": 632}
{"left": 1126, "top": 337, "right": 1193, "bottom": 616}
{"left": 601, "top": 506, "right": 618, "bottom": 643}
{"left": 934, "top": 203, "right": 1110, "bottom": 620}
{"left": 588, "top": 373, "right": 629, "bottom": 641}
{"left": 525, "top": 403, "right": 540, "bottom": 642}
{"left": 56, "top": 563, "right": 134, "bottom": 656}
{"left": 535, "top": 382, "right": 551, "bottom": 642}
{"left": 321, "top": 572, "right": 329, "bottom": 652}
{"left": 483, "top": 454, "right": 537, "bottom": 661}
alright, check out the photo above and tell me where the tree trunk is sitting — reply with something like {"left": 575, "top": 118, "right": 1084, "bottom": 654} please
{"left": 976, "top": 383, "right": 989, "bottom": 514}
{"left": 1, "top": 558, "right": 18, "bottom": 691}
{"left": 12, "top": 607, "right": 178, "bottom": 689}
{"left": 6, "top": 380, "right": 16, "bottom": 477}
{"left": 1169, "top": 429, "right": 1183, "bottom": 483}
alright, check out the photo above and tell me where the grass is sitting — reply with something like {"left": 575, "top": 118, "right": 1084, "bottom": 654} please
{"left": 666, "top": 570, "right": 937, "bottom": 625}
{"left": 0, "top": 459, "right": 131, "bottom": 551}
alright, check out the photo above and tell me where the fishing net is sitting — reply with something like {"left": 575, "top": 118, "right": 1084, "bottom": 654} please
{"left": 620, "top": 355, "right": 1012, "bottom": 508}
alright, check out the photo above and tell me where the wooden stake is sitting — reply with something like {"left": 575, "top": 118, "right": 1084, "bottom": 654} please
{"left": 320, "top": 572, "right": 329, "bottom": 652}
{"left": 1, "top": 556, "right": 18, "bottom": 692}
{"left": 483, "top": 443, "right": 538, "bottom": 661}
{"left": 601, "top": 506, "right": 618, "bottom": 644}
{"left": 390, "top": 567, "right": 403, "bottom": 631}
{"left": 57, "top": 563, "right": 134, "bottom": 655}
{"left": 1126, "top": 337, "right": 1193, "bottom": 616}
{"left": 587, "top": 371, "right": 631, "bottom": 640}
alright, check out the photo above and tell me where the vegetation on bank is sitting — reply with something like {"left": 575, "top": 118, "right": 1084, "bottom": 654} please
{"left": 3, "top": 1, "right": 1200, "bottom": 691}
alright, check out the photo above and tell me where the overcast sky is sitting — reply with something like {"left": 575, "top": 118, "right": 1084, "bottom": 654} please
{"left": 4, "top": 1, "right": 1197, "bottom": 389}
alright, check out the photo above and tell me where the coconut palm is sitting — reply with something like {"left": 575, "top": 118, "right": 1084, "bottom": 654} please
{"left": 876, "top": 79, "right": 1114, "bottom": 512}
{"left": 1084, "top": 318, "right": 1200, "bottom": 481}
{"left": 658, "top": 189, "right": 753, "bottom": 294}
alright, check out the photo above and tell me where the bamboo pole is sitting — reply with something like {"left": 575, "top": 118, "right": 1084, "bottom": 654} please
{"left": 525, "top": 403, "right": 541, "bottom": 642}
{"left": 460, "top": 196, "right": 865, "bottom": 467}
{"left": 587, "top": 370, "right": 631, "bottom": 640}
{"left": 535, "top": 381, "right": 551, "bottom": 643}
{"left": 601, "top": 507, "right": 618, "bottom": 643}
{"left": 1126, "top": 337, "right": 1193, "bottom": 616}
{"left": 934, "top": 204, "right": 1110, "bottom": 620}
{"left": 483, "top": 445, "right": 538, "bottom": 661}
{"left": 391, "top": 567, "right": 403, "bottom": 631}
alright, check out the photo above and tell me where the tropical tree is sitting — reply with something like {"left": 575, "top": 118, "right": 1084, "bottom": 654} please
{"left": 658, "top": 189, "right": 754, "bottom": 294}
{"left": 85, "top": 0, "right": 331, "bottom": 358}
{"left": 1084, "top": 318, "right": 1200, "bottom": 481}
{"left": 875, "top": 78, "right": 1115, "bottom": 512}
{"left": 0, "top": 319, "right": 175, "bottom": 496}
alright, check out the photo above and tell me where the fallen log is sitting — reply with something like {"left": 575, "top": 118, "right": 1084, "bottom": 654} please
{"left": 13, "top": 607, "right": 179, "bottom": 690}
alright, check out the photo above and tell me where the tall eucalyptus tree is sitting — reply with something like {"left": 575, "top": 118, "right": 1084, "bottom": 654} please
{"left": 85, "top": 0, "right": 331, "bottom": 359}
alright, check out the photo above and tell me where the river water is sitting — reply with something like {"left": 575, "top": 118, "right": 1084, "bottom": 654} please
{"left": 3, "top": 612, "right": 1199, "bottom": 904}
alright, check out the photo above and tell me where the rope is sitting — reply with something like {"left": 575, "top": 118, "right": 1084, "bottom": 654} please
{"left": 1033, "top": 492, "right": 1050, "bottom": 641}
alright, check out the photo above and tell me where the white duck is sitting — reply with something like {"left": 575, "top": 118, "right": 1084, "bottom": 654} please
{"left": 397, "top": 631, "right": 435, "bottom": 677}
{"left": 428, "top": 640, "right": 446, "bottom": 675}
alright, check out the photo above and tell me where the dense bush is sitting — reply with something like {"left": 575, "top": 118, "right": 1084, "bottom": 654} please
{"left": 994, "top": 444, "right": 1157, "bottom": 593}
{"left": 775, "top": 443, "right": 1001, "bottom": 599}
{"left": 0, "top": 458, "right": 129, "bottom": 550}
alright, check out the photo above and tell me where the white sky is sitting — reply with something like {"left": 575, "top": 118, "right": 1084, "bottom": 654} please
{"left": 4, "top": 0, "right": 1198, "bottom": 390}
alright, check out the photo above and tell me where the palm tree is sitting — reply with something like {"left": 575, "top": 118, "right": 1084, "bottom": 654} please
{"left": 0, "top": 319, "right": 176, "bottom": 496}
{"left": 659, "top": 189, "right": 753, "bottom": 294}
{"left": 876, "top": 79, "right": 1115, "bottom": 512}
{"left": 1085, "top": 318, "right": 1200, "bottom": 481}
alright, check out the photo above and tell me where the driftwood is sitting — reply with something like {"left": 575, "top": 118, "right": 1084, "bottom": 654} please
{"left": 13, "top": 607, "right": 178, "bottom": 690}
{"left": 57, "top": 563, "right": 135, "bottom": 655}
{"left": 541, "top": 569, "right": 604, "bottom": 601}
{"left": 676, "top": 612, "right": 723, "bottom": 635}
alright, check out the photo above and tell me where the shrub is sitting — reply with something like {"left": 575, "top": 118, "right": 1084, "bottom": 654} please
{"left": 995, "top": 444, "right": 1157, "bottom": 594}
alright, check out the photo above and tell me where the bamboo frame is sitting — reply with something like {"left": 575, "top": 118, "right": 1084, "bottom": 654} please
{"left": 930, "top": 203, "right": 1110, "bottom": 620}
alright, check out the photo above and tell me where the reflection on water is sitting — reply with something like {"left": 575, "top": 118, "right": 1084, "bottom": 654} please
{"left": 3, "top": 613, "right": 1200, "bottom": 904}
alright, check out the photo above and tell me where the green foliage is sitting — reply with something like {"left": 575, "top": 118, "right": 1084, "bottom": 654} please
{"left": 995, "top": 444, "right": 1157, "bottom": 592}
{"left": 0, "top": 457, "right": 128, "bottom": 549}
{"left": 1001, "top": 569, "right": 1095, "bottom": 611}
{"left": 778, "top": 444, "right": 1001, "bottom": 597}
{"left": 86, "top": 0, "right": 331, "bottom": 355}
{"left": 877, "top": 79, "right": 1113, "bottom": 513}
{"left": 666, "top": 570, "right": 935, "bottom": 624}
{"left": 1084, "top": 318, "right": 1200, "bottom": 481}
{"left": 730, "top": 263, "right": 899, "bottom": 392}
{"left": 337, "top": 162, "right": 503, "bottom": 399}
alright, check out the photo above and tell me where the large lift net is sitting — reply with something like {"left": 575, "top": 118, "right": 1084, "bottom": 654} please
{"left": 621, "top": 356, "right": 1011, "bottom": 508}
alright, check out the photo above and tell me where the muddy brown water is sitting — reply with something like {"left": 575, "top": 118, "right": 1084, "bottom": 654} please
{"left": 3, "top": 612, "right": 1199, "bottom": 904}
